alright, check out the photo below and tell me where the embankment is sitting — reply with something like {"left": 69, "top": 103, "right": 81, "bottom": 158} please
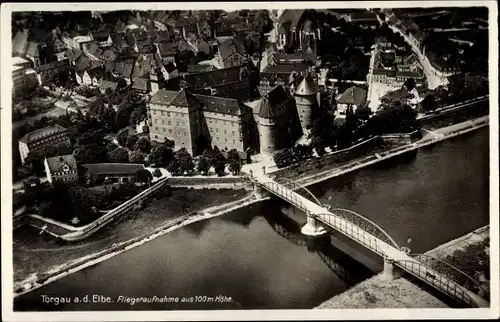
{"left": 14, "top": 191, "right": 259, "bottom": 298}
{"left": 315, "top": 226, "right": 490, "bottom": 309}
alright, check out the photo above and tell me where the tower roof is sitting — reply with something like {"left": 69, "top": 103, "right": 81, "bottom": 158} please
{"left": 256, "top": 85, "right": 293, "bottom": 119}
{"left": 294, "top": 72, "right": 319, "bottom": 96}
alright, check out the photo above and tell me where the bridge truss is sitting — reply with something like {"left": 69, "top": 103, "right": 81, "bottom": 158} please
{"left": 314, "top": 208, "right": 402, "bottom": 253}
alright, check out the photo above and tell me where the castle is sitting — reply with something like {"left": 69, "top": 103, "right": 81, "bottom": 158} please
{"left": 147, "top": 69, "right": 321, "bottom": 157}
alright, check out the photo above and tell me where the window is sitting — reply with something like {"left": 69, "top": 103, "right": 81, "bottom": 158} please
{"left": 163, "top": 128, "right": 166, "bottom": 132}
{"left": 176, "top": 122, "right": 179, "bottom": 126}
{"left": 224, "top": 130, "right": 227, "bottom": 135}
{"left": 233, "top": 140, "right": 236, "bottom": 144}
{"left": 162, "top": 120, "right": 165, "bottom": 124}
{"left": 155, "top": 127, "right": 158, "bottom": 131}
{"left": 216, "top": 128, "right": 219, "bottom": 133}
{"left": 161, "top": 111, "right": 164, "bottom": 116}
{"left": 168, "top": 121, "right": 171, "bottom": 125}
{"left": 167, "top": 112, "right": 171, "bottom": 117}
{"left": 169, "top": 129, "right": 173, "bottom": 134}
{"left": 232, "top": 131, "right": 235, "bottom": 136}
{"left": 155, "top": 135, "right": 158, "bottom": 139}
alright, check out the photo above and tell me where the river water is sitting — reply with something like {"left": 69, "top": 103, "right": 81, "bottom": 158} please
{"left": 14, "top": 128, "right": 489, "bottom": 311}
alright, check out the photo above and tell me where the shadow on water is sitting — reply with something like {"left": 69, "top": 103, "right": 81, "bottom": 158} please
{"left": 262, "top": 210, "right": 374, "bottom": 287}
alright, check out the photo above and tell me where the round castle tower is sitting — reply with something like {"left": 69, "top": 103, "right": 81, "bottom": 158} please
{"left": 293, "top": 72, "right": 320, "bottom": 130}
{"left": 256, "top": 95, "right": 278, "bottom": 155}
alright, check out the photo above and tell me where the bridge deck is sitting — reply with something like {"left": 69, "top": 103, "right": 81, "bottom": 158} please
{"left": 253, "top": 174, "right": 489, "bottom": 308}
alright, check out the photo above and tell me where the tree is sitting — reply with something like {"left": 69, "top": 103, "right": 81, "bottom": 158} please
{"left": 273, "top": 148, "right": 295, "bottom": 168}
{"left": 404, "top": 77, "right": 416, "bottom": 91}
{"left": 149, "top": 145, "right": 174, "bottom": 167}
{"left": 126, "top": 135, "right": 139, "bottom": 150}
{"left": 116, "top": 128, "right": 129, "bottom": 146}
{"left": 153, "top": 168, "right": 162, "bottom": 178}
{"left": 135, "top": 169, "right": 153, "bottom": 186}
{"left": 229, "top": 159, "right": 241, "bottom": 175}
{"left": 168, "top": 148, "right": 194, "bottom": 176}
{"left": 421, "top": 94, "right": 438, "bottom": 112}
{"left": 129, "top": 151, "right": 145, "bottom": 164}
{"left": 135, "top": 137, "right": 151, "bottom": 154}
{"left": 115, "top": 104, "right": 133, "bottom": 130}
{"left": 39, "top": 201, "right": 54, "bottom": 218}
{"left": 197, "top": 156, "right": 210, "bottom": 175}
{"left": 107, "top": 147, "right": 129, "bottom": 163}
{"left": 210, "top": 147, "right": 226, "bottom": 176}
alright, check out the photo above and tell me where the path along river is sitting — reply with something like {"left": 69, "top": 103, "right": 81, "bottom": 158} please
{"left": 14, "top": 128, "right": 489, "bottom": 311}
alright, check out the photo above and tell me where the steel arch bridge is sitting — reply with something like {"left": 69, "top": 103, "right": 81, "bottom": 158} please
{"left": 249, "top": 173, "right": 488, "bottom": 307}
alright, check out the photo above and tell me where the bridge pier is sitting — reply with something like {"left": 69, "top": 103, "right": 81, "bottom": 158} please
{"left": 382, "top": 257, "right": 404, "bottom": 281}
{"left": 301, "top": 214, "right": 327, "bottom": 236}
{"left": 253, "top": 184, "right": 270, "bottom": 199}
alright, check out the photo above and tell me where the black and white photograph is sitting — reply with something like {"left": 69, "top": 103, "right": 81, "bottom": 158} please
{"left": 1, "top": 1, "right": 498, "bottom": 321}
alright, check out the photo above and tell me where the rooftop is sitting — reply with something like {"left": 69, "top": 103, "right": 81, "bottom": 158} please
{"left": 45, "top": 154, "right": 77, "bottom": 173}
{"left": 337, "top": 86, "right": 367, "bottom": 106}
{"left": 255, "top": 85, "right": 294, "bottom": 119}
{"left": 19, "top": 124, "right": 67, "bottom": 144}
{"left": 82, "top": 163, "right": 145, "bottom": 176}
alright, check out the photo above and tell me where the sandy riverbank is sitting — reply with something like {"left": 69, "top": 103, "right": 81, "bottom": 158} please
{"left": 315, "top": 226, "right": 490, "bottom": 309}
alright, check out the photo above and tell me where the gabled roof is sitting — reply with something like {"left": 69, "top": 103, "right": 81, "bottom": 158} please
{"left": 278, "top": 9, "right": 307, "bottom": 28}
{"left": 164, "top": 61, "right": 177, "bottom": 73}
{"left": 25, "top": 42, "right": 40, "bottom": 57}
{"left": 67, "top": 48, "right": 83, "bottom": 62}
{"left": 114, "top": 62, "right": 134, "bottom": 78}
{"left": 150, "top": 89, "right": 179, "bottom": 105}
{"left": 101, "top": 49, "right": 117, "bottom": 61}
{"left": 82, "top": 163, "right": 145, "bottom": 176}
{"left": 218, "top": 38, "right": 246, "bottom": 61}
{"left": 132, "top": 77, "right": 149, "bottom": 91}
{"left": 45, "top": 154, "right": 77, "bottom": 173}
{"left": 157, "top": 42, "right": 176, "bottom": 56}
{"left": 93, "top": 30, "right": 111, "bottom": 41}
{"left": 337, "top": 86, "right": 367, "bottom": 106}
{"left": 20, "top": 124, "right": 67, "bottom": 144}
{"left": 255, "top": 85, "right": 293, "bottom": 119}
{"left": 182, "top": 65, "right": 245, "bottom": 89}
{"left": 170, "top": 89, "right": 198, "bottom": 107}
{"left": 187, "top": 64, "right": 215, "bottom": 74}
{"left": 194, "top": 94, "right": 246, "bottom": 116}
{"left": 13, "top": 31, "right": 29, "bottom": 55}
{"left": 132, "top": 60, "right": 151, "bottom": 78}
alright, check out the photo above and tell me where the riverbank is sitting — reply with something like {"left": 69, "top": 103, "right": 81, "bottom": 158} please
{"left": 315, "top": 226, "right": 490, "bottom": 309}
{"left": 290, "top": 115, "right": 488, "bottom": 187}
{"left": 13, "top": 188, "right": 256, "bottom": 296}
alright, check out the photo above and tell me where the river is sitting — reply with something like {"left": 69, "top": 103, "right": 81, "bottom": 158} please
{"left": 14, "top": 128, "right": 489, "bottom": 311}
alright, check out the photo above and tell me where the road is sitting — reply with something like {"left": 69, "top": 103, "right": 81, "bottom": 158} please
{"left": 376, "top": 13, "right": 453, "bottom": 89}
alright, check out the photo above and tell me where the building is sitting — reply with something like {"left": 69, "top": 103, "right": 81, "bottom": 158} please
{"left": 22, "top": 176, "right": 42, "bottom": 193}
{"left": 82, "top": 163, "right": 146, "bottom": 185}
{"left": 167, "top": 65, "right": 257, "bottom": 102}
{"left": 148, "top": 89, "right": 204, "bottom": 155}
{"left": 252, "top": 85, "right": 303, "bottom": 155}
{"left": 292, "top": 72, "right": 320, "bottom": 129}
{"left": 277, "top": 10, "right": 321, "bottom": 50}
{"left": 44, "top": 154, "right": 78, "bottom": 185}
{"left": 19, "top": 124, "right": 71, "bottom": 165}
{"left": 34, "top": 59, "right": 70, "bottom": 86}
{"left": 259, "top": 63, "right": 310, "bottom": 95}
{"left": 217, "top": 38, "right": 247, "bottom": 69}
{"left": 93, "top": 30, "right": 113, "bottom": 47}
{"left": 336, "top": 86, "right": 368, "bottom": 117}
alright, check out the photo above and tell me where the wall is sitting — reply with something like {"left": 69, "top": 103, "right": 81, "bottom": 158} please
{"left": 380, "top": 130, "right": 421, "bottom": 145}
{"left": 270, "top": 136, "right": 383, "bottom": 179}
{"left": 18, "top": 177, "right": 170, "bottom": 241}
{"left": 167, "top": 176, "right": 252, "bottom": 190}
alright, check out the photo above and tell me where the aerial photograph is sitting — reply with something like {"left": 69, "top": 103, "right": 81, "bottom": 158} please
{"left": 6, "top": 3, "right": 493, "bottom": 314}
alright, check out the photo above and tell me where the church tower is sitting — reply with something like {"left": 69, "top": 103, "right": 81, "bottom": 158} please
{"left": 293, "top": 71, "right": 320, "bottom": 130}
